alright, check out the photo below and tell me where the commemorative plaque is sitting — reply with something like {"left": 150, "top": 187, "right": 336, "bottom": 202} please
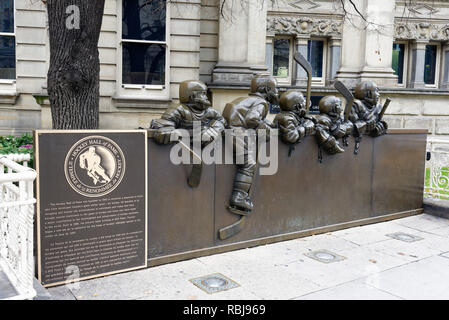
{"left": 35, "top": 130, "right": 147, "bottom": 287}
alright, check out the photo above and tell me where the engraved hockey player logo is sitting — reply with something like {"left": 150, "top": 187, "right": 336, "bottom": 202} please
{"left": 64, "top": 136, "right": 126, "bottom": 197}
{"left": 79, "top": 146, "right": 111, "bottom": 185}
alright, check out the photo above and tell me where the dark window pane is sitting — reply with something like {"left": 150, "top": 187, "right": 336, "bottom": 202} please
{"left": 310, "top": 96, "right": 323, "bottom": 114}
{"left": 123, "top": 0, "right": 166, "bottom": 41}
{"left": 424, "top": 45, "right": 437, "bottom": 85}
{"left": 308, "top": 40, "right": 323, "bottom": 78}
{"left": 0, "top": 0, "right": 14, "bottom": 33}
{"left": 273, "top": 39, "right": 289, "bottom": 78}
{"left": 0, "top": 36, "right": 15, "bottom": 79}
{"left": 392, "top": 43, "right": 405, "bottom": 84}
{"left": 122, "top": 42, "right": 165, "bottom": 85}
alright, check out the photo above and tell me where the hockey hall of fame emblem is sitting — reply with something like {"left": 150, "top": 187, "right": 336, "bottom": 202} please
{"left": 64, "top": 136, "right": 126, "bottom": 197}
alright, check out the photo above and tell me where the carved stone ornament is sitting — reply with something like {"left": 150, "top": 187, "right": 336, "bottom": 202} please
{"left": 288, "top": 0, "right": 320, "bottom": 10}
{"left": 395, "top": 21, "right": 449, "bottom": 41}
{"left": 267, "top": 15, "right": 343, "bottom": 37}
{"left": 407, "top": 4, "right": 439, "bottom": 16}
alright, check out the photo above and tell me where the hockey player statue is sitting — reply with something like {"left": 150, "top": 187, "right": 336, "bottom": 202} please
{"left": 218, "top": 74, "right": 278, "bottom": 240}
{"left": 150, "top": 80, "right": 226, "bottom": 187}
{"left": 315, "top": 96, "right": 354, "bottom": 162}
{"left": 349, "top": 81, "right": 390, "bottom": 154}
{"left": 273, "top": 90, "right": 316, "bottom": 157}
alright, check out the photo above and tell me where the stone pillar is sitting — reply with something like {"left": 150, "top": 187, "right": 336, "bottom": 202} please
{"left": 266, "top": 34, "right": 274, "bottom": 76}
{"left": 441, "top": 42, "right": 449, "bottom": 89}
{"left": 294, "top": 36, "right": 309, "bottom": 86}
{"left": 328, "top": 38, "right": 341, "bottom": 85}
{"left": 212, "top": 0, "right": 268, "bottom": 85}
{"left": 409, "top": 41, "right": 427, "bottom": 88}
{"left": 358, "top": 0, "right": 397, "bottom": 86}
{"left": 334, "top": 0, "right": 365, "bottom": 86}
{"left": 336, "top": 0, "right": 396, "bottom": 86}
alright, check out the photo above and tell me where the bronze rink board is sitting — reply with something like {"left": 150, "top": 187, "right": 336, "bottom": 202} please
{"left": 147, "top": 129, "right": 427, "bottom": 265}
{"left": 147, "top": 141, "right": 215, "bottom": 259}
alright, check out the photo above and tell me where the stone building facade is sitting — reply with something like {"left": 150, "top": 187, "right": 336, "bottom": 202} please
{"left": 1, "top": 0, "right": 448, "bottom": 139}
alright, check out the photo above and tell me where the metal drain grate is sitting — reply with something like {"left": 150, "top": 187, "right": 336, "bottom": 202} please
{"left": 386, "top": 232, "right": 423, "bottom": 242}
{"left": 189, "top": 273, "right": 240, "bottom": 294}
{"left": 304, "top": 249, "right": 346, "bottom": 264}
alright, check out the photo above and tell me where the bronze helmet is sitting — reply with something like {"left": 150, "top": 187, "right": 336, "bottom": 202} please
{"left": 279, "top": 90, "right": 306, "bottom": 112}
{"left": 179, "top": 80, "right": 208, "bottom": 103}
{"left": 319, "top": 95, "right": 342, "bottom": 115}
{"left": 354, "top": 81, "right": 380, "bottom": 105}
{"left": 250, "top": 74, "right": 277, "bottom": 94}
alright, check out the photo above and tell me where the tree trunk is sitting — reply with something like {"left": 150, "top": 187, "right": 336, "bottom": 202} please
{"left": 47, "top": 0, "right": 105, "bottom": 129}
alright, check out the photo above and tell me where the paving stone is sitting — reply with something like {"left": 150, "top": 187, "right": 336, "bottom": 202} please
{"left": 68, "top": 259, "right": 217, "bottom": 300}
{"left": 291, "top": 233, "right": 360, "bottom": 253}
{"left": 130, "top": 260, "right": 260, "bottom": 300}
{"left": 331, "top": 220, "right": 420, "bottom": 246}
{"left": 386, "top": 232, "right": 423, "bottom": 242}
{"left": 204, "top": 234, "right": 359, "bottom": 268}
{"left": 136, "top": 284, "right": 261, "bottom": 301}
{"left": 209, "top": 263, "right": 322, "bottom": 300}
{"left": 426, "top": 226, "right": 449, "bottom": 237}
{"left": 366, "top": 256, "right": 449, "bottom": 299}
{"left": 46, "top": 285, "right": 76, "bottom": 300}
{"left": 28, "top": 214, "right": 449, "bottom": 300}
{"left": 285, "top": 245, "right": 407, "bottom": 289}
{"left": 365, "top": 237, "right": 443, "bottom": 263}
{"left": 295, "top": 279, "right": 402, "bottom": 300}
{"left": 393, "top": 214, "right": 449, "bottom": 232}
{"left": 198, "top": 250, "right": 322, "bottom": 299}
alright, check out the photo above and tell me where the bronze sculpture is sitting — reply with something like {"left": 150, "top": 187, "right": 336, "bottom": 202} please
{"left": 150, "top": 80, "right": 226, "bottom": 187}
{"left": 273, "top": 90, "right": 316, "bottom": 156}
{"left": 151, "top": 80, "right": 225, "bottom": 144}
{"left": 349, "top": 81, "right": 389, "bottom": 154}
{"left": 293, "top": 53, "right": 312, "bottom": 114}
{"left": 146, "top": 68, "right": 392, "bottom": 242}
{"left": 218, "top": 74, "right": 278, "bottom": 240}
{"left": 315, "top": 95, "right": 354, "bottom": 161}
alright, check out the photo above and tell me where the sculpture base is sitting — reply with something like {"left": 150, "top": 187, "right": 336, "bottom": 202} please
{"left": 147, "top": 129, "right": 427, "bottom": 266}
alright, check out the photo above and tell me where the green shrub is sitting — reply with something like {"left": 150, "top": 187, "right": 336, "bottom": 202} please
{"left": 0, "top": 133, "right": 34, "bottom": 168}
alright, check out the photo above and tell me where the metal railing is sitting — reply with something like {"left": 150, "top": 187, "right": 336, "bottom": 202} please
{"left": 425, "top": 139, "right": 449, "bottom": 200}
{"left": 0, "top": 154, "right": 36, "bottom": 300}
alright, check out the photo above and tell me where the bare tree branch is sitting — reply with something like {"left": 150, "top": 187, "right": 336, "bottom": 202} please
{"left": 348, "top": 0, "right": 367, "bottom": 22}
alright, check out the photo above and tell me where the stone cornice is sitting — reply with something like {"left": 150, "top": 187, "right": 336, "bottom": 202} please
{"left": 395, "top": 20, "right": 449, "bottom": 41}
{"left": 267, "top": 14, "right": 343, "bottom": 38}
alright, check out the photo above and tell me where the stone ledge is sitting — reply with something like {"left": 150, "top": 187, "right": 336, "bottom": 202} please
{"left": 0, "top": 92, "right": 19, "bottom": 105}
{"left": 208, "top": 84, "right": 449, "bottom": 96}
{"left": 423, "top": 198, "right": 449, "bottom": 220}
{"left": 112, "top": 96, "right": 172, "bottom": 109}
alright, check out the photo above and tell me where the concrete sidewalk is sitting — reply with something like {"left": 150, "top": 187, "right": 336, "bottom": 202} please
{"left": 46, "top": 213, "right": 449, "bottom": 300}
